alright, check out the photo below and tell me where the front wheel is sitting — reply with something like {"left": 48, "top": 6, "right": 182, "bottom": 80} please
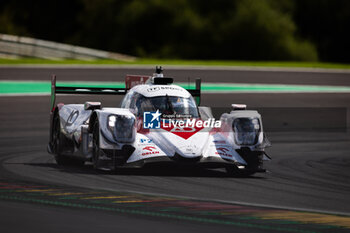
{"left": 225, "top": 166, "right": 256, "bottom": 177}
{"left": 226, "top": 149, "right": 265, "bottom": 177}
{"left": 92, "top": 121, "right": 118, "bottom": 171}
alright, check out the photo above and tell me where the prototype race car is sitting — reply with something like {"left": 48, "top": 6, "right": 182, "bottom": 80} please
{"left": 47, "top": 67, "right": 271, "bottom": 176}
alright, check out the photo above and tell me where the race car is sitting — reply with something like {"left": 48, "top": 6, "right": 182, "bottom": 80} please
{"left": 47, "top": 67, "right": 271, "bottom": 176}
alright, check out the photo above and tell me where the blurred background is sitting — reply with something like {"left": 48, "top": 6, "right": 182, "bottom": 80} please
{"left": 0, "top": 0, "right": 349, "bottom": 63}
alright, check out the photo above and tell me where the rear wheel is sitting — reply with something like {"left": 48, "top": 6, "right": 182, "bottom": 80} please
{"left": 52, "top": 113, "right": 84, "bottom": 166}
{"left": 92, "top": 121, "right": 101, "bottom": 170}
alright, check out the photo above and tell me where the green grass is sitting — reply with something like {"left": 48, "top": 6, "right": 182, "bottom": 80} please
{"left": 1, "top": 58, "right": 350, "bottom": 69}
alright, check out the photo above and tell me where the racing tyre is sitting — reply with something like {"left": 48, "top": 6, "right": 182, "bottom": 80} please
{"left": 225, "top": 166, "right": 256, "bottom": 177}
{"left": 92, "top": 121, "right": 101, "bottom": 170}
{"left": 52, "top": 113, "right": 84, "bottom": 166}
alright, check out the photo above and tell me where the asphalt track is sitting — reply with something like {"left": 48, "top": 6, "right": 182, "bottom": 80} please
{"left": 0, "top": 66, "right": 350, "bottom": 232}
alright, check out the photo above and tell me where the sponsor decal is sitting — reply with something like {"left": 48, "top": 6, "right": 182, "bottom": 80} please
{"left": 162, "top": 113, "right": 192, "bottom": 119}
{"left": 139, "top": 138, "right": 153, "bottom": 144}
{"left": 141, "top": 146, "right": 160, "bottom": 156}
{"left": 213, "top": 140, "right": 226, "bottom": 144}
{"left": 215, "top": 147, "right": 232, "bottom": 158}
{"left": 147, "top": 87, "right": 160, "bottom": 92}
{"left": 147, "top": 86, "right": 183, "bottom": 92}
{"left": 217, "top": 147, "right": 229, "bottom": 152}
{"left": 185, "top": 148, "right": 193, "bottom": 153}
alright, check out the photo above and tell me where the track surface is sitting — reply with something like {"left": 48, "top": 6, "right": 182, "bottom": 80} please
{"left": 1, "top": 67, "right": 350, "bottom": 232}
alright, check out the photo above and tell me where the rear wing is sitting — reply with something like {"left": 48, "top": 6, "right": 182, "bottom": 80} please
{"left": 50, "top": 75, "right": 126, "bottom": 112}
{"left": 51, "top": 74, "right": 201, "bottom": 112}
{"left": 188, "top": 78, "right": 201, "bottom": 106}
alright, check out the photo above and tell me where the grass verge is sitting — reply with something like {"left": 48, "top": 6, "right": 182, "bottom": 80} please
{"left": 0, "top": 58, "right": 350, "bottom": 69}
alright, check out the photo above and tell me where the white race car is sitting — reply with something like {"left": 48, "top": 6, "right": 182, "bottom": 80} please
{"left": 47, "top": 67, "right": 271, "bottom": 176}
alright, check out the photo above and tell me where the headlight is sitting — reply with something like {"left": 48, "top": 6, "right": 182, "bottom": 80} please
{"left": 108, "top": 115, "right": 135, "bottom": 143}
{"left": 232, "top": 117, "right": 260, "bottom": 146}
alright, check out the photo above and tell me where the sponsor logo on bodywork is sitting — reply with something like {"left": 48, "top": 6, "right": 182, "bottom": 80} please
{"left": 139, "top": 138, "right": 153, "bottom": 144}
{"left": 213, "top": 140, "right": 226, "bottom": 144}
{"left": 215, "top": 147, "right": 232, "bottom": 158}
{"left": 141, "top": 146, "right": 160, "bottom": 156}
{"left": 147, "top": 86, "right": 183, "bottom": 92}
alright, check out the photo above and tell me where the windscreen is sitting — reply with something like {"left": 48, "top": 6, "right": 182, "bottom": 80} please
{"left": 136, "top": 95, "right": 199, "bottom": 118}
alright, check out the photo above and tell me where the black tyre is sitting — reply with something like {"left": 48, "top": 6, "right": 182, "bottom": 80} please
{"left": 226, "top": 149, "right": 264, "bottom": 177}
{"left": 92, "top": 121, "right": 101, "bottom": 170}
{"left": 225, "top": 166, "right": 255, "bottom": 177}
{"left": 52, "top": 113, "right": 84, "bottom": 166}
